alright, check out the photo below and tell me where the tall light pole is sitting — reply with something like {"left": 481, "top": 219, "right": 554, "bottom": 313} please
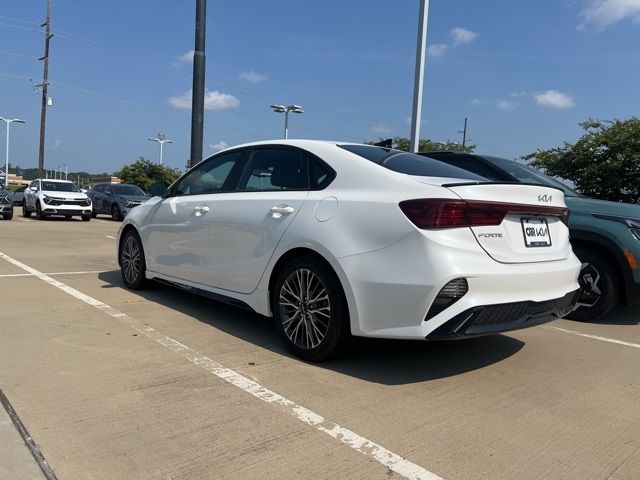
{"left": 148, "top": 132, "right": 173, "bottom": 165}
{"left": 0, "top": 117, "right": 27, "bottom": 188}
{"left": 189, "top": 0, "right": 207, "bottom": 169}
{"left": 409, "top": 0, "right": 430, "bottom": 153}
{"left": 270, "top": 104, "right": 304, "bottom": 139}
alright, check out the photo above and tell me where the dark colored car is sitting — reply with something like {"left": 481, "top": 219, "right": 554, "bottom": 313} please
{"left": 0, "top": 184, "right": 13, "bottom": 220}
{"left": 420, "top": 151, "right": 640, "bottom": 321}
{"left": 88, "top": 183, "right": 150, "bottom": 221}
{"left": 11, "top": 185, "right": 27, "bottom": 206}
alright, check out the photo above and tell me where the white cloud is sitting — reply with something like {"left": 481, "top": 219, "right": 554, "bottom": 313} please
{"left": 371, "top": 122, "right": 393, "bottom": 135}
{"left": 52, "top": 138, "right": 62, "bottom": 149}
{"left": 209, "top": 141, "right": 229, "bottom": 151}
{"left": 427, "top": 27, "right": 477, "bottom": 57}
{"left": 169, "top": 89, "right": 240, "bottom": 111}
{"left": 579, "top": 0, "right": 640, "bottom": 30}
{"left": 450, "top": 27, "right": 478, "bottom": 46}
{"left": 470, "top": 98, "right": 487, "bottom": 106}
{"left": 239, "top": 70, "right": 268, "bottom": 83}
{"left": 497, "top": 99, "right": 517, "bottom": 111}
{"left": 427, "top": 43, "right": 448, "bottom": 57}
{"left": 534, "top": 90, "right": 575, "bottom": 109}
{"left": 172, "top": 50, "right": 194, "bottom": 67}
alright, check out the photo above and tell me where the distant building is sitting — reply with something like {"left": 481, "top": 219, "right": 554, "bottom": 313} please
{"left": 91, "top": 176, "right": 122, "bottom": 185}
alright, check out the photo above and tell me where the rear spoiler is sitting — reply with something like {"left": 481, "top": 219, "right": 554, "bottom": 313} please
{"left": 442, "top": 181, "right": 564, "bottom": 193}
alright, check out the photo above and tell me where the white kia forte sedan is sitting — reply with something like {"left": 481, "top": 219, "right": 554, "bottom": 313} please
{"left": 117, "top": 140, "right": 581, "bottom": 361}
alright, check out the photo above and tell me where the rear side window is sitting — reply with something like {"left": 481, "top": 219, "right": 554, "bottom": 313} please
{"left": 309, "top": 158, "right": 335, "bottom": 190}
{"left": 338, "top": 144, "right": 485, "bottom": 180}
{"left": 237, "top": 148, "right": 308, "bottom": 191}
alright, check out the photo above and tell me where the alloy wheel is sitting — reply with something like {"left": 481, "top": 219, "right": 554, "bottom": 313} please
{"left": 121, "top": 235, "right": 142, "bottom": 285}
{"left": 278, "top": 268, "right": 331, "bottom": 350}
{"left": 576, "top": 263, "right": 601, "bottom": 308}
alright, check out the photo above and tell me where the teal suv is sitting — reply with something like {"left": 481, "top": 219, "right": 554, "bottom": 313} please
{"left": 421, "top": 152, "right": 640, "bottom": 321}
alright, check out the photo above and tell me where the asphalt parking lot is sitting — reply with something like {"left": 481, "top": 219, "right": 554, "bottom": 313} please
{"left": 1, "top": 208, "right": 639, "bottom": 480}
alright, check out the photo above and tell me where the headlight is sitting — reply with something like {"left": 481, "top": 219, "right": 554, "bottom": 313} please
{"left": 43, "top": 194, "right": 54, "bottom": 205}
{"left": 124, "top": 200, "right": 141, "bottom": 208}
{"left": 630, "top": 228, "right": 640, "bottom": 242}
{"left": 0, "top": 195, "right": 9, "bottom": 205}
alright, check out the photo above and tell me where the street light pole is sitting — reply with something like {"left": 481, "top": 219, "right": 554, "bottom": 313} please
{"left": 409, "top": 0, "right": 430, "bottom": 153}
{"left": 148, "top": 132, "right": 174, "bottom": 165}
{"left": 189, "top": 0, "right": 207, "bottom": 169}
{"left": 0, "top": 117, "right": 27, "bottom": 188}
{"left": 270, "top": 104, "right": 304, "bottom": 139}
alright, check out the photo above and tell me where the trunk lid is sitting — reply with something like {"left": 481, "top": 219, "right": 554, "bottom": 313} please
{"left": 445, "top": 182, "right": 571, "bottom": 263}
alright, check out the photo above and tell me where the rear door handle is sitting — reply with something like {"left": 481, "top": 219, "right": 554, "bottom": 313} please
{"left": 270, "top": 205, "right": 295, "bottom": 218}
{"left": 193, "top": 206, "right": 210, "bottom": 217}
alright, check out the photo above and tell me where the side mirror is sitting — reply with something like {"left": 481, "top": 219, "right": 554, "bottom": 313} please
{"left": 148, "top": 182, "right": 169, "bottom": 197}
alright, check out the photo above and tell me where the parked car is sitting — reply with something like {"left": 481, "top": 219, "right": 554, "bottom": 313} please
{"left": 420, "top": 151, "right": 640, "bottom": 321}
{"left": 88, "top": 183, "right": 150, "bottom": 221}
{"left": 23, "top": 179, "right": 92, "bottom": 221}
{"left": 11, "top": 185, "right": 27, "bottom": 206}
{"left": 0, "top": 184, "right": 14, "bottom": 220}
{"left": 117, "top": 140, "right": 581, "bottom": 361}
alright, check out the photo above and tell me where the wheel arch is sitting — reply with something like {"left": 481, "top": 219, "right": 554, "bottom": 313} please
{"left": 267, "top": 247, "right": 357, "bottom": 330}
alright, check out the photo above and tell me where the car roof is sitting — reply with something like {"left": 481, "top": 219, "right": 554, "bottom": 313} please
{"left": 36, "top": 178, "right": 74, "bottom": 183}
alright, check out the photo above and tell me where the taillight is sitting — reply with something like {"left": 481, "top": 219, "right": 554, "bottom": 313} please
{"left": 399, "top": 199, "right": 569, "bottom": 229}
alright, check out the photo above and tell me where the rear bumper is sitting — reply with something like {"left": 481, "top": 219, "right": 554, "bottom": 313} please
{"left": 427, "top": 289, "right": 580, "bottom": 339}
{"left": 337, "top": 229, "right": 582, "bottom": 339}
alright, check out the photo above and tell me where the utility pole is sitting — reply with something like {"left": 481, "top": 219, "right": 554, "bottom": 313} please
{"left": 409, "top": 0, "right": 429, "bottom": 153}
{"left": 37, "top": 0, "right": 52, "bottom": 179}
{"left": 458, "top": 117, "right": 468, "bottom": 148}
{"left": 189, "top": 0, "right": 207, "bottom": 169}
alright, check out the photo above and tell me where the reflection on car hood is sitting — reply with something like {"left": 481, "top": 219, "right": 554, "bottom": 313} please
{"left": 566, "top": 196, "right": 640, "bottom": 218}
{"left": 118, "top": 195, "right": 149, "bottom": 203}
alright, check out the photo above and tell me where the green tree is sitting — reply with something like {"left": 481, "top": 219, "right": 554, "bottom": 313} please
{"left": 524, "top": 118, "right": 640, "bottom": 203}
{"left": 115, "top": 157, "right": 181, "bottom": 191}
{"left": 365, "top": 136, "right": 475, "bottom": 153}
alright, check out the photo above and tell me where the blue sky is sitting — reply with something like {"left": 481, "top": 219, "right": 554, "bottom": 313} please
{"left": 1, "top": 0, "right": 639, "bottom": 174}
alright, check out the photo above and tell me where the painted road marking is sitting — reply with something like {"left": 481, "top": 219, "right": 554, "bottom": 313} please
{"left": 17, "top": 218, "right": 32, "bottom": 222}
{"left": 546, "top": 325, "right": 640, "bottom": 350}
{"left": 105, "top": 235, "right": 116, "bottom": 239}
{"left": 0, "top": 270, "right": 109, "bottom": 278}
{"left": 0, "top": 251, "right": 441, "bottom": 480}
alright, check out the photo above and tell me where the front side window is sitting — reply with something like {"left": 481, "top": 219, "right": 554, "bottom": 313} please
{"left": 176, "top": 150, "right": 244, "bottom": 196}
{"left": 93, "top": 184, "right": 105, "bottom": 194}
{"left": 237, "top": 148, "right": 308, "bottom": 191}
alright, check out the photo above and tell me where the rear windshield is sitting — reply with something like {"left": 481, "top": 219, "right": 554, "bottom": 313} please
{"left": 339, "top": 145, "right": 486, "bottom": 180}
{"left": 41, "top": 181, "right": 81, "bottom": 192}
{"left": 113, "top": 184, "right": 147, "bottom": 196}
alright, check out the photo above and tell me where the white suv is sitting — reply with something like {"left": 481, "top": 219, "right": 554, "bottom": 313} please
{"left": 23, "top": 179, "right": 93, "bottom": 221}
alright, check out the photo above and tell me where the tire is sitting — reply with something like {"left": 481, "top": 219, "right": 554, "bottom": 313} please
{"left": 2, "top": 212, "right": 12, "bottom": 220}
{"left": 22, "top": 203, "right": 31, "bottom": 218}
{"left": 119, "top": 230, "right": 148, "bottom": 290}
{"left": 272, "top": 256, "right": 349, "bottom": 362}
{"left": 36, "top": 201, "right": 46, "bottom": 220}
{"left": 567, "top": 246, "right": 620, "bottom": 321}
{"left": 91, "top": 211, "right": 97, "bottom": 218}
{"left": 111, "top": 204, "right": 123, "bottom": 221}
{"left": 81, "top": 214, "right": 91, "bottom": 222}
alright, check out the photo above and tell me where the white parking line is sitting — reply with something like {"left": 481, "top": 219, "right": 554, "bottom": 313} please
{"left": 545, "top": 325, "right": 640, "bottom": 350}
{"left": 105, "top": 235, "right": 116, "bottom": 239}
{"left": 0, "top": 250, "right": 441, "bottom": 480}
{"left": 0, "top": 270, "right": 109, "bottom": 278}
{"left": 17, "top": 218, "right": 31, "bottom": 222}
